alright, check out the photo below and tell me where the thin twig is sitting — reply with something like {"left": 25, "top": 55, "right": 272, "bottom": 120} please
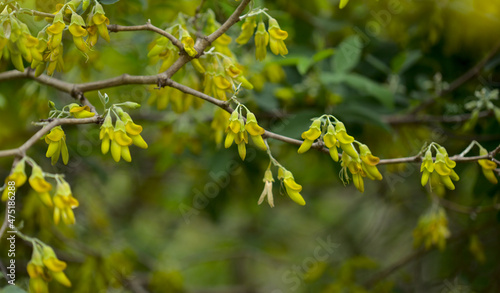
{"left": 363, "top": 220, "right": 496, "bottom": 288}
{"left": 107, "top": 22, "right": 183, "bottom": 50}
{"left": 410, "top": 41, "right": 500, "bottom": 114}
{"left": 0, "top": 117, "right": 100, "bottom": 158}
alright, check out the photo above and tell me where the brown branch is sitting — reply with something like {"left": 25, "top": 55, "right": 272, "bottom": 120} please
{"left": 22, "top": 9, "right": 183, "bottom": 50}
{"left": 1, "top": 68, "right": 498, "bottom": 165}
{"left": 437, "top": 197, "right": 500, "bottom": 215}
{"left": 0, "top": 117, "right": 100, "bottom": 158}
{"left": 107, "top": 21, "right": 183, "bottom": 50}
{"left": 384, "top": 110, "right": 493, "bottom": 125}
{"left": 377, "top": 145, "right": 500, "bottom": 165}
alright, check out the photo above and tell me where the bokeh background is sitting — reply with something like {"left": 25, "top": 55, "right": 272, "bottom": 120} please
{"left": 1, "top": 0, "right": 500, "bottom": 292}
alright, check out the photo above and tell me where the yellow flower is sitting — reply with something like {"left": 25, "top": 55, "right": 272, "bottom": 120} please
{"left": 283, "top": 170, "right": 306, "bottom": 206}
{"left": 29, "top": 165, "right": 53, "bottom": 207}
{"left": 323, "top": 125, "right": 339, "bottom": 162}
{"left": 47, "top": 13, "right": 65, "bottom": 49}
{"left": 26, "top": 35, "right": 43, "bottom": 63}
{"left": 68, "top": 13, "right": 89, "bottom": 53}
{"left": 69, "top": 103, "right": 95, "bottom": 118}
{"left": 99, "top": 114, "right": 114, "bottom": 155}
{"left": 258, "top": 169, "right": 275, "bottom": 207}
{"left": 214, "top": 33, "right": 233, "bottom": 57}
{"left": 477, "top": 148, "right": 498, "bottom": 184}
{"left": 359, "top": 144, "right": 383, "bottom": 181}
{"left": 344, "top": 155, "right": 365, "bottom": 192}
{"left": 268, "top": 18, "right": 288, "bottom": 56}
{"left": 434, "top": 152, "right": 458, "bottom": 190}
{"left": 111, "top": 120, "right": 133, "bottom": 162}
{"left": 86, "top": 25, "right": 99, "bottom": 47}
{"left": 245, "top": 113, "right": 267, "bottom": 151}
{"left": 53, "top": 180, "right": 79, "bottom": 225}
{"left": 298, "top": 119, "right": 322, "bottom": 154}
{"left": 92, "top": 4, "right": 110, "bottom": 42}
{"left": 335, "top": 122, "right": 358, "bottom": 159}
{"left": 2, "top": 160, "right": 27, "bottom": 201}
{"left": 181, "top": 29, "right": 197, "bottom": 57}
{"left": 191, "top": 58, "right": 205, "bottom": 73}
{"left": 45, "top": 126, "right": 69, "bottom": 165}
{"left": 420, "top": 149, "right": 434, "bottom": 187}
{"left": 211, "top": 108, "right": 230, "bottom": 145}
{"left": 254, "top": 22, "right": 269, "bottom": 61}
{"left": 27, "top": 252, "right": 50, "bottom": 293}
{"left": 213, "top": 74, "right": 231, "bottom": 100}
{"left": 120, "top": 112, "right": 148, "bottom": 149}
{"left": 27, "top": 244, "right": 71, "bottom": 291}
{"left": 236, "top": 16, "right": 256, "bottom": 45}
{"left": 234, "top": 130, "right": 249, "bottom": 161}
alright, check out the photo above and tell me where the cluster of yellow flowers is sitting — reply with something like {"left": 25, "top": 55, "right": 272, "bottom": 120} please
{"left": 148, "top": 14, "right": 198, "bottom": 73}
{"left": 0, "top": 1, "right": 110, "bottom": 76}
{"left": 413, "top": 206, "right": 450, "bottom": 250}
{"left": 28, "top": 242, "right": 72, "bottom": 292}
{"left": 298, "top": 115, "right": 383, "bottom": 192}
{"left": 237, "top": 15, "right": 289, "bottom": 61}
{"left": 225, "top": 107, "right": 267, "bottom": 160}
{"left": 420, "top": 144, "right": 460, "bottom": 191}
{"left": 100, "top": 107, "right": 148, "bottom": 162}
{"left": 148, "top": 80, "right": 204, "bottom": 112}
{"left": 258, "top": 166, "right": 306, "bottom": 207}
{"left": 45, "top": 126, "right": 69, "bottom": 165}
{"left": 211, "top": 108, "right": 231, "bottom": 146}
{"left": 2, "top": 159, "right": 79, "bottom": 225}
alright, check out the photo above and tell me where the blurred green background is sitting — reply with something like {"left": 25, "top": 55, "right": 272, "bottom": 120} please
{"left": 1, "top": 0, "right": 500, "bottom": 292}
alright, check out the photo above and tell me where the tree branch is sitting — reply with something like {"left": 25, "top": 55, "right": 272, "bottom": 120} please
{"left": 23, "top": 8, "right": 183, "bottom": 50}
{"left": 384, "top": 109, "right": 493, "bottom": 125}
{"left": 107, "top": 21, "right": 183, "bottom": 50}
{"left": 409, "top": 41, "right": 500, "bottom": 115}
{"left": 0, "top": 117, "right": 100, "bottom": 158}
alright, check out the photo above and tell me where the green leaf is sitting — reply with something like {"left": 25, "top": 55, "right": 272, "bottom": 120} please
{"left": 320, "top": 73, "right": 394, "bottom": 108}
{"left": 98, "top": 91, "right": 109, "bottom": 106}
{"left": 332, "top": 35, "right": 362, "bottom": 73}
{"left": 336, "top": 104, "right": 391, "bottom": 132}
{"left": 391, "top": 50, "right": 422, "bottom": 74}
{"left": 313, "top": 48, "right": 335, "bottom": 63}
{"left": 99, "top": 0, "right": 121, "bottom": 4}
{"left": 366, "top": 54, "right": 391, "bottom": 74}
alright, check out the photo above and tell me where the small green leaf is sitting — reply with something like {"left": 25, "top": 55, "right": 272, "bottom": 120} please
{"left": 332, "top": 35, "right": 362, "bottom": 73}
{"left": 98, "top": 91, "right": 109, "bottom": 106}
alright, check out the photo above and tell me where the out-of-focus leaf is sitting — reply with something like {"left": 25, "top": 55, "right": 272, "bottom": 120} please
{"left": 313, "top": 48, "right": 335, "bottom": 63}
{"left": 366, "top": 54, "right": 391, "bottom": 74}
{"left": 320, "top": 73, "right": 394, "bottom": 108}
{"left": 99, "top": 0, "right": 121, "bottom": 4}
{"left": 332, "top": 35, "right": 362, "bottom": 73}
{"left": 337, "top": 103, "right": 390, "bottom": 132}
{"left": 391, "top": 50, "right": 422, "bottom": 74}
{"left": 0, "top": 286, "right": 28, "bottom": 293}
